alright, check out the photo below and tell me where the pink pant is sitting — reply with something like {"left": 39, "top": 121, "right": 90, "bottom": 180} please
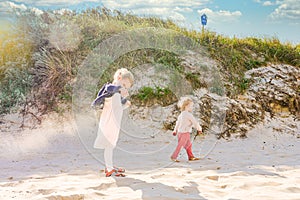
{"left": 171, "top": 132, "right": 194, "bottom": 159}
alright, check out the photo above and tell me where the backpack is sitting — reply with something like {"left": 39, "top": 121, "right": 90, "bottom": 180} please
{"left": 91, "top": 83, "right": 127, "bottom": 109}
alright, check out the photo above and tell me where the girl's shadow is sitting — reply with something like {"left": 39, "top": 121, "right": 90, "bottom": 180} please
{"left": 90, "top": 176, "right": 207, "bottom": 200}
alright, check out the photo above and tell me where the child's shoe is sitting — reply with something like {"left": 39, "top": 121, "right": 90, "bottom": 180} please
{"left": 171, "top": 157, "right": 180, "bottom": 162}
{"left": 105, "top": 167, "right": 125, "bottom": 173}
{"left": 105, "top": 169, "right": 125, "bottom": 177}
{"left": 114, "top": 167, "right": 125, "bottom": 173}
{"left": 189, "top": 157, "right": 200, "bottom": 161}
{"left": 105, "top": 169, "right": 116, "bottom": 177}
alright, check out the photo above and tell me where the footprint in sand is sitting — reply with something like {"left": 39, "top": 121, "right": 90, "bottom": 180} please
{"left": 176, "top": 185, "right": 199, "bottom": 194}
{"left": 88, "top": 182, "right": 117, "bottom": 191}
{"left": 206, "top": 175, "right": 219, "bottom": 181}
{"left": 251, "top": 181, "right": 282, "bottom": 187}
{"left": 231, "top": 171, "right": 251, "bottom": 176}
{"left": 37, "top": 189, "right": 54, "bottom": 195}
{"left": 1, "top": 182, "right": 16, "bottom": 187}
{"left": 285, "top": 187, "right": 300, "bottom": 193}
{"left": 47, "top": 194, "right": 84, "bottom": 200}
{"left": 239, "top": 181, "right": 282, "bottom": 190}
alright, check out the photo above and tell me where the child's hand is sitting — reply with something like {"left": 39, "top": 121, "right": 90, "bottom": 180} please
{"left": 197, "top": 130, "right": 202, "bottom": 135}
{"left": 173, "top": 131, "right": 177, "bottom": 136}
{"left": 126, "top": 100, "right": 131, "bottom": 107}
{"left": 120, "top": 88, "right": 129, "bottom": 98}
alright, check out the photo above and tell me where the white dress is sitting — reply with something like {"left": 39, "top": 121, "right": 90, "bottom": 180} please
{"left": 94, "top": 92, "right": 128, "bottom": 148}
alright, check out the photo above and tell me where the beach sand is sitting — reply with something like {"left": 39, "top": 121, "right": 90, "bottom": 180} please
{"left": 0, "top": 113, "right": 299, "bottom": 200}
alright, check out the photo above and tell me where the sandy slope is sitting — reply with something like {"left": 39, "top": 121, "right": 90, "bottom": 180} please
{"left": 0, "top": 113, "right": 299, "bottom": 200}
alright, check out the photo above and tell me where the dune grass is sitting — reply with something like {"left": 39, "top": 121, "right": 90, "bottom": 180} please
{"left": 0, "top": 7, "right": 299, "bottom": 114}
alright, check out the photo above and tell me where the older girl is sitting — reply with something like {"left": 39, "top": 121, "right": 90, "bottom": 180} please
{"left": 93, "top": 68, "right": 134, "bottom": 177}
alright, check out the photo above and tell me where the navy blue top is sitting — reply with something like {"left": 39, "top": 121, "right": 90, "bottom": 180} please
{"left": 91, "top": 83, "right": 127, "bottom": 108}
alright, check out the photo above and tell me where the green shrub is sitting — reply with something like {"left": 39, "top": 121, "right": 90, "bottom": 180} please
{"left": 132, "top": 86, "right": 177, "bottom": 106}
{"left": 153, "top": 50, "right": 183, "bottom": 72}
{"left": 185, "top": 72, "right": 206, "bottom": 89}
{"left": 0, "top": 68, "right": 32, "bottom": 114}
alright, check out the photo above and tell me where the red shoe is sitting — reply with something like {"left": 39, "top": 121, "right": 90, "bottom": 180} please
{"left": 114, "top": 167, "right": 125, "bottom": 173}
{"left": 105, "top": 167, "right": 125, "bottom": 173}
{"left": 105, "top": 169, "right": 125, "bottom": 177}
{"left": 105, "top": 169, "right": 115, "bottom": 177}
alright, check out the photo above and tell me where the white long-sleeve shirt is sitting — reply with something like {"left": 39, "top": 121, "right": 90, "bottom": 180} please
{"left": 173, "top": 111, "right": 202, "bottom": 133}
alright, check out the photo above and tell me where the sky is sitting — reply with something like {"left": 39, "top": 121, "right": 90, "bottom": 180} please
{"left": 0, "top": 0, "right": 299, "bottom": 44}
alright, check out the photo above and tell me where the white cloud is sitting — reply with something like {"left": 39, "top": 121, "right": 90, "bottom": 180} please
{"left": 98, "top": 0, "right": 211, "bottom": 24}
{"left": 31, "top": 7, "right": 43, "bottom": 15}
{"left": 101, "top": 0, "right": 209, "bottom": 10}
{"left": 197, "top": 8, "right": 242, "bottom": 24}
{"left": 174, "top": 7, "right": 193, "bottom": 13}
{"left": 0, "top": 1, "right": 27, "bottom": 13}
{"left": 254, "top": 0, "right": 284, "bottom": 6}
{"left": 8, "top": 0, "right": 209, "bottom": 8}
{"left": 0, "top": 1, "right": 44, "bottom": 16}
{"left": 10, "top": 0, "right": 100, "bottom": 7}
{"left": 129, "top": 7, "right": 186, "bottom": 22}
{"left": 53, "top": 8, "right": 73, "bottom": 15}
{"left": 263, "top": 1, "right": 274, "bottom": 6}
{"left": 1, "top": 0, "right": 210, "bottom": 25}
{"left": 99, "top": 0, "right": 209, "bottom": 22}
{"left": 255, "top": 0, "right": 300, "bottom": 22}
{"left": 269, "top": 0, "right": 300, "bottom": 22}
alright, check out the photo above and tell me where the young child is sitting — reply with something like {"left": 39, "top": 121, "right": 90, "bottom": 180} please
{"left": 171, "top": 96, "right": 202, "bottom": 162}
{"left": 93, "top": 68, "right": 134, "bottom": 177}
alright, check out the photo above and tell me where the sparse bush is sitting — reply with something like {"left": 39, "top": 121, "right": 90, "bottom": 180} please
{"left": 132, "top": 86, "right": 177, "bottom": 106}
{"left": 185, "top": 72, "right": 206, "bottom": 89}
{"left": 0, "top": 13, "right": 35, "bottom": 114}
{"left": 0, "top": 68, "right": 32, "bottom": 114}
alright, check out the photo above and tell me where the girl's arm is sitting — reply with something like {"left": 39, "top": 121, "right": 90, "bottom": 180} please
{"left": 112, "top": 92, "right": 130, "bottom": 110}
{"left": 188, "top": 113, "right": 202, "bottom": 132}
{"left": 119, "top": 87, "right": 130, "bottom": 109}
{"left": 173, "top": 118, "right": 179, "bottom": 136}
{"left": 111, "top": 93, "right": 123, "bottom": 111}
{"left": 174, "top": 120, "right": 179, "bottom": 132}
{"left": 122, "top": 100, "right": 131, "bottom": 110}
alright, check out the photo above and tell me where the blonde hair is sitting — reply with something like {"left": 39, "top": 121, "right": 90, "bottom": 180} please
{"left": 177, "top": 96, "right": 193, "bottom": 111}
{"left": 113, "top": 68, "right": 134, "bottom": 85}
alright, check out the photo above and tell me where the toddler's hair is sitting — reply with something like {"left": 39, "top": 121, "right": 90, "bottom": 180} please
{"left": 113, "top": 68, "right": 134, "bottom": 85}
{"left": 178, "top": 96, "right": 193, "bottom": 111}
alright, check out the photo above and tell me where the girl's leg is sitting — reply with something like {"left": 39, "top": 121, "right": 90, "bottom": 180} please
{"left": 183, "top": 134, "right": 194, "bottom": 159}
{"left": 104, "top": 144, "right": 126, "bottom": 177}
{"left": 171, "top": 133, "right": 185, "bottom": 159}
{"left": 185, "top": 142, "right": 194, "bottom": 159}
{"left": 104, "top": 143, "right": 114, "bottom": 171}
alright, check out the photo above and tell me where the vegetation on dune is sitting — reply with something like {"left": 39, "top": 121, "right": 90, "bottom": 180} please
{"left": 0, "top": 7, "right": 299, "bottom": 114}
{"left": 196, "top": 31, "right": 300, "bottom": 96}
{"left": 0, "top": 19, "right": 34, "bottom": 114}
{"left": 131, "top": 86, "right": 177, "bottom": 107}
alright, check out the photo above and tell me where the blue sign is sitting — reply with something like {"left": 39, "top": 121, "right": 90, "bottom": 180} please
{"left": 201, "top": 14, "right": 207, "bottom": 25}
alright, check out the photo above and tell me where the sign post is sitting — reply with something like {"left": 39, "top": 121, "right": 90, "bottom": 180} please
{"left": 201, "top": 14, "right": 207, "bottom": 34}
